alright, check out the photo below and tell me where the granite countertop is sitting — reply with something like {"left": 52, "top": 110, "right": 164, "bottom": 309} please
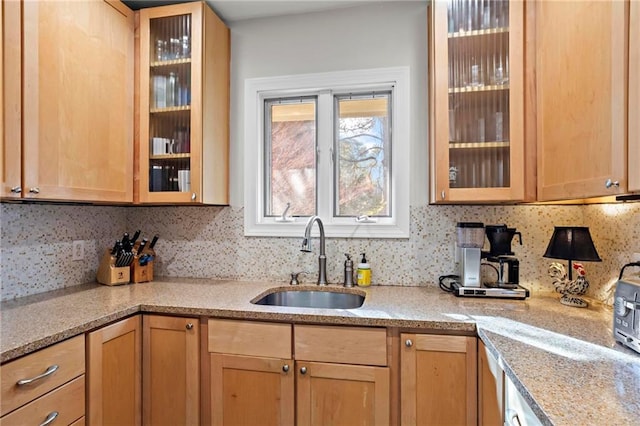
{"left": 1, "top": 278, "right": 639, "bottom": 425}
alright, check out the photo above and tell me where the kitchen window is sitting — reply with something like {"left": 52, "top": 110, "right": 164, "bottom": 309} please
{"left": 244, "top": 67, "right": 410, "bottom": 238}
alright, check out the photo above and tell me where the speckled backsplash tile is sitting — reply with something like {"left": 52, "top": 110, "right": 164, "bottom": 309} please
{"left": 1, "top": 203, "right": 127, "bottom": 300}
{"left": 2, "top": 202, "right": 639, "bottom": 301}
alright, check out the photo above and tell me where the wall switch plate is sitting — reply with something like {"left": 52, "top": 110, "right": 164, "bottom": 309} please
{"left": 72, "top": 240, "right": 84, "bottom": 261}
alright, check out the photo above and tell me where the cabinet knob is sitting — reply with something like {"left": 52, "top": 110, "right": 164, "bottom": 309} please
{"left": 282, "top": 364, "right": 290, "bottom": 373}
{"left": 186, "top": 323, "right": 194, "bottom": 330}
{"left": 191, "top": 192, "right": 197, "bottom": 201}
{"left": 605, "top": 179, "right": 620, "bottom": 189}
{"left": 405, "top": 339, "right": 413, "bottom": 347}
{"left": 29, "top": 187, "right": 40, "bottom": 194}
{"left": 10, "top": 186, "right": 21, "bottom": 193}
{"left": 300, "top": 366, "right": 307, "bottom": 375}
{"left": 441, "top": 190, "right": 446, "bottom": 200}
{"left": 39, "top": 411, "right": 59, "bottom": 426}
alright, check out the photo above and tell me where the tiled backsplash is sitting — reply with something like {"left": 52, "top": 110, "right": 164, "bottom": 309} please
{"left": 2, "top": 202, "right": 639, "bottom": 301}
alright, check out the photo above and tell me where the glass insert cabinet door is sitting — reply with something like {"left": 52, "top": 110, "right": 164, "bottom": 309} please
{"left": 430, "top": 0, "right": 525, "bottom": 203}
{"left": 147, "top": 13, "right": 192, "bottom": 195}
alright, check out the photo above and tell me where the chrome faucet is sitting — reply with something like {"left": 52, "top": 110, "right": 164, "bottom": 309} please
{"left": 301, "top": 216, "right": 327, "bottom": 285}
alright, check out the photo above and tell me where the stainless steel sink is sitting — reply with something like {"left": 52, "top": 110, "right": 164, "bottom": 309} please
{"left": 252, "top": 289, "right": 365, "bottom": 309}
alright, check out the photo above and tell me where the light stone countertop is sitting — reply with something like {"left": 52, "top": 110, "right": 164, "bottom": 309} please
{"left": 1, "top": 277, "right": 639, "bottom": 425}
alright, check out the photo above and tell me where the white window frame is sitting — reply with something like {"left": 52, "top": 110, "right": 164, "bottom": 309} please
{"left": 244, "top": 67, "right": 410, "bottom": 238}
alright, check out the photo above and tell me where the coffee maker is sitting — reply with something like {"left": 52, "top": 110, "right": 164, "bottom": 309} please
{"left": 449, "top": 222, "right": 529, "bottom": 299}
{"left": 483, "top": 225, "right": 522, "bottom": 287}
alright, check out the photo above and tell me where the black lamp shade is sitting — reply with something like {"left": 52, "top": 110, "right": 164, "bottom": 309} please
{"left": 543, "top": 226, "right": 602, "bottom": 262}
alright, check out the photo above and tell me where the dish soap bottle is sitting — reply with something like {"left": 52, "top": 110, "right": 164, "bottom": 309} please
{"left": 357, "top": 253, "right": 371, "bottom": 287}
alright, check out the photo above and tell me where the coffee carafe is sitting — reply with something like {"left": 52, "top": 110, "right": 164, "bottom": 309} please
{"left": 483, "top": 225, "right": 522, "bottom": 286}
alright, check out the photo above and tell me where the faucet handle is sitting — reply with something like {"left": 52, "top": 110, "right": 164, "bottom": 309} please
{"left": 290, "top": 271, "right": 307, "bottom": 285}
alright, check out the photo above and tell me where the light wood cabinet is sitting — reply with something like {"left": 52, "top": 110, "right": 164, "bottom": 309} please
{"left": 296, "top": 361, "right": 390, "bottom": 426}
{"left": 137, "top": 1, "right": 229, "bottom": 204}
{"left": 536, "top": 0, "right": 628, "bottom": 200}
{"left": 86, "top": 315, "right": 142, "bottom": 426}
{"left": 2, "top": 0, "right": 134, "bottom": 202}
{"left": 208, "top": 320, "right": 390, "bottom": 426}
{"left": 400, "top": 333, "right": 477, "bottom": 425}
{"left": 143, "top": 314, "right": 200, "bottom": 426}
{"left": 430, "top": 0, "right": 530, "bottom": 203}
{"left": 208, "top": 319, "right": 294, "bottom": 426}
{"left": 629, "top": 0, "right": 640, "bottom": 193}
{"left": 478, "top": 340, "right": 503, "bottom": 426}
{"left": 0, "top": 335, "right": 85, "bottom": 424}
{"left": 294, "top": 325, "right": 390, "bottom": 426}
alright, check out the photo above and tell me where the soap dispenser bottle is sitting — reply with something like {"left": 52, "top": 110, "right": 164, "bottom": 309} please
{"left": 343, "top": 253, "right": 354, "bottom": 287}
{"left": 357, "top": 253, "right": 371, "bottom": 287}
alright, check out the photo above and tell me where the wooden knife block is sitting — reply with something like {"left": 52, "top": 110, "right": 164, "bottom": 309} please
{"left": 131, "top": 254, "right": 154, "bottom": 283}
{"left": 96, "top": 249, "right": 130, "bottom": 286}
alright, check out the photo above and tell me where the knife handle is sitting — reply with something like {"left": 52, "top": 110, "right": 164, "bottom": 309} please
{"left": 137, "top": 239, "right": 147, "bottom": 256}
{"left": 149, "top": 235, "right": 159, "bottom": 250}
{"left": 110, "top": 240, "right": 120, "bottom": 255}
{"left": 130, "top": 230, "right": 141, "bottom": 245}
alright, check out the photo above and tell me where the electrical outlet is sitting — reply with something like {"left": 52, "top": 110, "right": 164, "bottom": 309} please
{"left": 72, "top": 240, "right": 84, "bottom": 261}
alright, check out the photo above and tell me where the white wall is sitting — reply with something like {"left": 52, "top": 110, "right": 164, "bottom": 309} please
{"left": 228, "top": 1, "right": 429, "bottom": 206}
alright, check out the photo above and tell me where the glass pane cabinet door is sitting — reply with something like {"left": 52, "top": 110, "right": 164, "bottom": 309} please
{"left": 148, "top": 14, "right": 192, "bottom": 194}
{"left": 431, "top": 0, "right": 524, "bottom": 203}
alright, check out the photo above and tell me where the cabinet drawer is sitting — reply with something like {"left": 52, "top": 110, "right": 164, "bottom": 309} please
{"left": 294, "top": 325, "right": 387, "bottom": 366}
{"left": 208, "top": 319, "right": 292, "bottom": 359}
{"left": 0, "top": 335, "right": 85, "bottom": 416}
{"left": 0, "top": 375, "right": 85, "bottom": 426}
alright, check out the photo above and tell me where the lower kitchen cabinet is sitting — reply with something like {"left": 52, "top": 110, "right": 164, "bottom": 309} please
{"left": 296, "top": 361, "right": 389, "bottom": 426}
{"left": 207, "top": 320, "right": 390, "bottom": 426}
{"left": 210, "top": 354, "right": 294, "bottom": 425}
{"left": 208, "top": 319, "right": 294, "bottom": 426}
{"left": 400, "top": 333, "right": 477, "bottom": 426}
{"left": 143, "top": 314, "right": 200, "bottom": 426}
{"left": 478, "top": 340, "right": 503, "bottom": 426}
{"left": 86, "top": 315, "right": 141, "bottom": 426}
{"left": 0, "top": 335, "right": 85, "bottom": 425}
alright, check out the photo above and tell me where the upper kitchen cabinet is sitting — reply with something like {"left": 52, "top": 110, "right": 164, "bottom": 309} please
{"left": 2, "top": 0, "right": 134, "bottom": 202}
{"left": 430, "top": 0, "right": 530, "bottom": 203}
{"left": 536, "top": 0, "right": 628, "bottom": 201}
{"left": 137, "top": 1, "right": 229, "bottom": 204}
{"left": 629, "top": 0, "right": 640, "bottom": 193}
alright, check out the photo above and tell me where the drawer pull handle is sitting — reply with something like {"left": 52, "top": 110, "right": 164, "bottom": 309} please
{"left": 39, "top": 411, "right": 59, "bottom": 426}
{"left": 282, "top": 364, "right": 290, "bottom": 373}
{"left": 17, "top": 364, "right": 59, "bottom": 386}
{"left": 186, "top": 323, "right": 194, "bottom": 330}
{"left": 405, "top": 339, "right": 413, "bottom": 347}
{"left": 300, "top": 366, "right": 307, "bottom": 375}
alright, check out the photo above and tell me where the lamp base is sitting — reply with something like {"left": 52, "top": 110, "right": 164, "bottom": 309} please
{"left": 559, "top": 294, "right": 588, "bottom": 308}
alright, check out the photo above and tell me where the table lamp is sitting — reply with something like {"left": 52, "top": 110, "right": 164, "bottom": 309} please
{"left": 543, "top": 226, "right": 602, "bottom": 308}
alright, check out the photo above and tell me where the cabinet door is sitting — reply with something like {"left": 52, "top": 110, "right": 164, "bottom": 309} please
{"left": 478, "top": 340, "right": 503, "bottom": 426}
{"left": 20, "top": 0, "right": 134, "bottom": 202}
{"left": 430, "top": 0, "right": 527, "bottom": 203}
{"left": 536, "top": 0, "right": 628, "bottom": 200}
{"left": 1, "top": 0, "right": 21, "bottom": 198}
{"left": 138, "top": 2, "right": 229, "bottom": 204}
{"left": 86, "top": 315, "right": 141, "bottom": 426}
{"left": 630, "top": 0, "right": 640, "bottom": 193}
{"left": 210, "top": 354, "right": 294, "bottom": 426}
{"left": 400, "top": 334, "right": 477, "bottom": 426}
{"left": 296, "top": 361, "right": 390, "bottom": 426}
{"left": 142, "top": 315, "right": 199, "bottom": 426}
